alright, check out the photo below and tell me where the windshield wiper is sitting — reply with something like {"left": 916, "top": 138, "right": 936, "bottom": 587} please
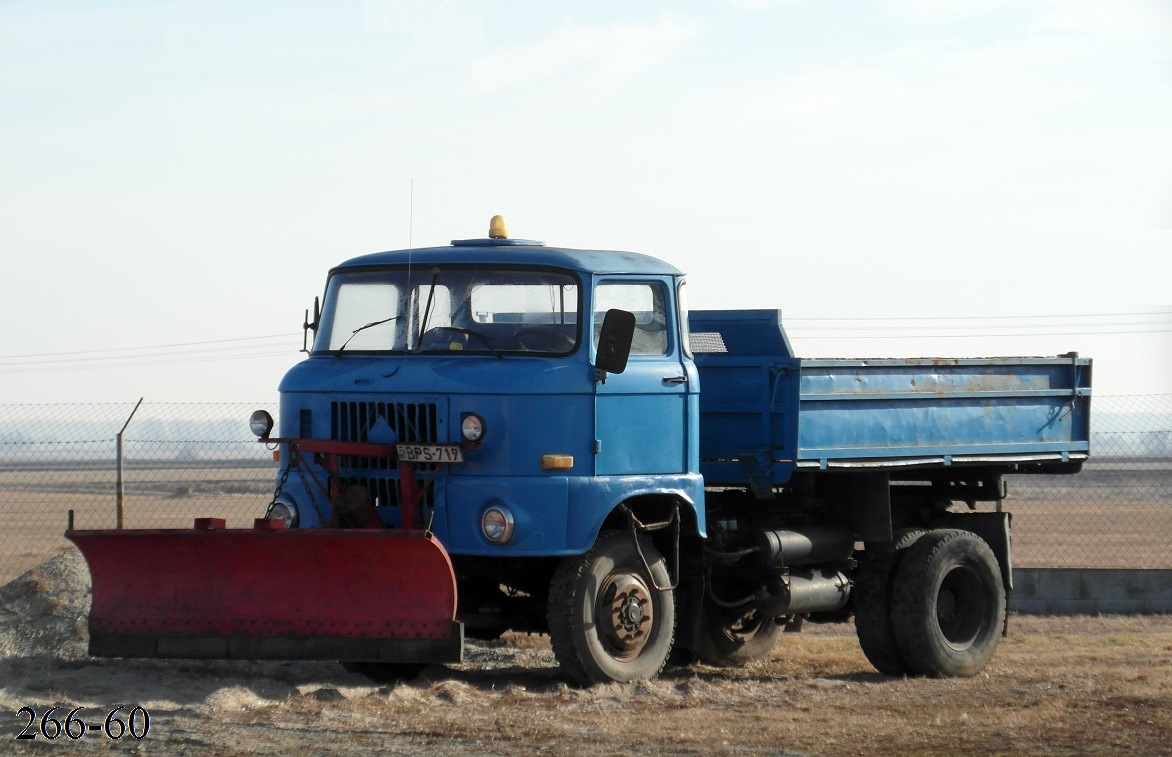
{"left": 413, "top": 268, "right": 441, "bottom": 351}
{"left": 337, "top": 315, "right": 401, "bottom": 352}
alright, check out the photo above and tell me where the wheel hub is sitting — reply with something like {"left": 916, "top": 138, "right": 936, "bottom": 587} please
{"left": 618, "top": 595, "right": 645, "bottom": 628}
{"left": 937, "top": 564, "right": 986, "bottom": 648}
{"left": 598, "top": 572, "right": 654, "bottom": 660}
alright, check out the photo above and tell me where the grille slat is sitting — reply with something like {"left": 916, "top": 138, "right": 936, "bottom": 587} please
{"left": 330, "top": 401, "right": 440, "bottom": 513}
{"left": 330, "top": 400, "right": 438, "bottom": 445}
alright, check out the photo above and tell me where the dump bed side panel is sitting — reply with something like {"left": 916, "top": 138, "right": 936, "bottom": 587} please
{"left": 689, "top": 310, "right": 1092, "bottom": 488}
{"left": 796, "top": 356, "right": 1091, "bottom": 470}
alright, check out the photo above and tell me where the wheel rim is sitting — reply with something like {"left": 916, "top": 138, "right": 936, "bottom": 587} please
{"left": 717, "top": 608, "right": 769, "bottom": 643}
{"left": 935, "top": 562, "right": 988, "bottom": 649}
{"left": 596, "top": 570, "right": 655, "bottom": 661}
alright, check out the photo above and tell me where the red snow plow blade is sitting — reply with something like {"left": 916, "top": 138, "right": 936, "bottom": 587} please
{"left": 66, "top": 519, "right": 463, "bottom": 663}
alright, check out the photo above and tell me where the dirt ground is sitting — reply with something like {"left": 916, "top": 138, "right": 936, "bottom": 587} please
{"left": 2, "top": 552, "right": 1170, "bottom": 756}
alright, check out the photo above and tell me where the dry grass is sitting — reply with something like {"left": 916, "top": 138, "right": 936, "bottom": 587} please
{"left": 3, "top": 617, "right": 1169, "bottom": 755}
{"left": 1, "top": 552, "right": 1170, "bottom": 755}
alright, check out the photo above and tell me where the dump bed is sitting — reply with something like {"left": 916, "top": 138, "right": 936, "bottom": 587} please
{"left": 689, "top": 310, "right": 1091, "bottom": 489}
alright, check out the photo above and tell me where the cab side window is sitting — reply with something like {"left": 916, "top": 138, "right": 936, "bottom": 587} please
{"left": 594, "top": 282, "right": 668, "bottom": 356}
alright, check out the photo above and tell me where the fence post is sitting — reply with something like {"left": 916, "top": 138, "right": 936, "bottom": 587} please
{"left": 116, "top": 398, "right": 144, "bottom": 529}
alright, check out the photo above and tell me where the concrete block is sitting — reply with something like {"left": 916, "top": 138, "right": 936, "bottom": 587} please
{"left": 1009, "top": 569, "right": 1172, "bottom": 614}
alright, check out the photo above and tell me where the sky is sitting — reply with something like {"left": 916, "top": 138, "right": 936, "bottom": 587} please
{"left": 2, "top": 0, "right": 1170, "bottom": 404}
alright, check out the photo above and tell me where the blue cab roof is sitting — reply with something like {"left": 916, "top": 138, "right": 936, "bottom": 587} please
{"left": 332, "top": 237, "right": 684, "bottom": 277}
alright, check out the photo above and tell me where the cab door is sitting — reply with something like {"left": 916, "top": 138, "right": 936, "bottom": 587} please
{"left": 592, "top": 279, "right": 691, "bottom": 475}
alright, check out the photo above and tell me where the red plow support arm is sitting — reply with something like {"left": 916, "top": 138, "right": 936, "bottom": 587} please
{"left": 66, "top": 521, "right": 463, "bottom": 663}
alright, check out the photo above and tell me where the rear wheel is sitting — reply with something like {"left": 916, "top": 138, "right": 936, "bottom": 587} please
{"left": 547, "top": 531, "right": 676, "bottom": 684}
{"left": 696, "top": 602, "right": 785, "bottom": 666}
{"left": 853, "top": 528, "right": 928, "bottom": 675}
{"left": 890, "top": 529, "right": 1006, "bottom": 677}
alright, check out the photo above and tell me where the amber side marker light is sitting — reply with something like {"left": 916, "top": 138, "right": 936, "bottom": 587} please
{"left": 541, "top": 454, "right": 574, "bottom": 470}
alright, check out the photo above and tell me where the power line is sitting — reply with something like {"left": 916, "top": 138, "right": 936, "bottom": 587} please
{"left": 1, "top": 333, "right": 301, "bottom": 361}
{"left": 3, "top": 314, "right": 1168, "bottom": 376}
{"left": 8, "top": 309, "right": 1169, "bottom": 362}
{"left": 0, "top": 349, "right": 298, "bottom": 374}
{"left": 786, "top": 310, "right": 1172, "bottom": 322}
{"left": 0, "top": 332, "right": 302, "bottom": 374}
{"left": 1, "top": 340, "right": 299, "bottom": 369}
{"left": 793, "top": 328, "right": 1172, "bottom": 339}
{"left": 794, "top": 320, "right": 1172, "bottom": 332}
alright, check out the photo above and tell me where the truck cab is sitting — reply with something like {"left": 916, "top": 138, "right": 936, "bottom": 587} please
{"left": 270, "top": 228, "right": 705, "bottom": 559}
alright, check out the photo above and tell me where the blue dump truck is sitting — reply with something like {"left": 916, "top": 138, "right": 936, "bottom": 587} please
{"left": 68, "top": 217, "right": 1092, "bottom": 685}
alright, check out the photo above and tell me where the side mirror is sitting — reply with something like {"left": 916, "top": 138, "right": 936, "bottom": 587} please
{"left": 595, "top": 308, "right": 635, "bottom": 380}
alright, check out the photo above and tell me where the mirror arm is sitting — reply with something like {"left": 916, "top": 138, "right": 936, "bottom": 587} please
{"left": 301, "top": 296, "right": 321, "bottom": 354}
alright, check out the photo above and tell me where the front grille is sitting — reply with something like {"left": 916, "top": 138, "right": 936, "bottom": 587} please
{"left": 331, "top": 400, "right": 439, "bottom": 470}
{"left": 330, "top": 400, "right": 440, "bottom": 514}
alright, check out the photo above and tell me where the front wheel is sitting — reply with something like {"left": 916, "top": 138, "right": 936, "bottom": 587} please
{"left": 547, "top": 531, "right": 676, "bottom": 684}
{"left": 890, "top": 529, "right": 1006, "bottom": 677}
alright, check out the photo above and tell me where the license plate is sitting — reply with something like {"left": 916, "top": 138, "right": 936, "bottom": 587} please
{"left": 395, "top": 443, "right": 464, "bottom": 463}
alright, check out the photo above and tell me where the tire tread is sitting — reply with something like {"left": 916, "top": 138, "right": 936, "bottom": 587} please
{"left": 890, "top": 529, "right": 1005, "bottom": 678}
{"left": 546, "top": 531, "right": 675, "bottom": 685}
{"left": 853, "top": 529, "right": 928, "bottom": 675}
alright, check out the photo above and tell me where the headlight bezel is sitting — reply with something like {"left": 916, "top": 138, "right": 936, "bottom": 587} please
{"left": 249, "top": 410, "right": 274, "bottom": 439}
{"left": 267, "top": 500, "right": 299, "bottom": 528}
{"left": 480, "top": 505, "right": 514, "bottom": 544}
{"left": 461, "top": 413, "right": 486, "bottom": 443}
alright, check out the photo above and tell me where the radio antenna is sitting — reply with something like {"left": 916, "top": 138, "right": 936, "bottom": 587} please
{"left": 404, "top": 178, "right": 415, "bottom": 355}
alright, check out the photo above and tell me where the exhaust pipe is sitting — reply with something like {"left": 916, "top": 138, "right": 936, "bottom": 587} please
{"left": 759, "top": 568, "right": 852, "bottom": 618}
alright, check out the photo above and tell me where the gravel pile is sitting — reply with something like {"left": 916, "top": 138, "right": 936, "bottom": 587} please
{"left": 0, "top": 548, "right": 91, "bottom": 660}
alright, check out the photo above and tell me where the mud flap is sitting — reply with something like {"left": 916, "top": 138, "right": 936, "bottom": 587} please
{"left": 66, "top": 521, "right": 463, "bottom": 663}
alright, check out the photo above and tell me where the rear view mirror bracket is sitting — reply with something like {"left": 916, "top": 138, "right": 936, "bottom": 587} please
{"left": 302, "top": 296, "right": 321, "bottom": 354}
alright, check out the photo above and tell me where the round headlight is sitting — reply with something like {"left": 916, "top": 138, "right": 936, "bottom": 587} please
{"left": 267, "top": 501, "right": 298, "bottom": 528}
{"left": 461, "top": 413, "right": 486, "bottom": 443}
{"left": 249, "top": 410, "right": 274, "bottom": 438}
{"left": 481, "top": 506, "right": 514, "bottom": 544}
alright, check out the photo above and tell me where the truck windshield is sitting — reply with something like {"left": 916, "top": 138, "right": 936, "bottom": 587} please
{"left": 312, "top": 267, "right": 581, "bottom": 355}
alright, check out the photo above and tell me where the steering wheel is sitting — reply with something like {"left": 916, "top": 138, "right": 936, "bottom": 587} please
{"left": 514, "top": 327, "right": 574, "bottom": 352}
{"left": 422, "top": 326, "right": 496, "bottom": 351}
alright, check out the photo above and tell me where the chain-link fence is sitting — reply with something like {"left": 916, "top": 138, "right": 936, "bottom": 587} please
{"left": 1, "top": 397, "right": 1169, "bottom": 583}
{"left": 0, "top": 401, "right": 278, "bottom": 584}
{"left": 1007, "top": 394, "right": 1171, "bottom": 572}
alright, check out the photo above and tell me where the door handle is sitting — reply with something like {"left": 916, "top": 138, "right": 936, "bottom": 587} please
{"left": 662, "top": 375, "right": 688, "bottom": 385}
